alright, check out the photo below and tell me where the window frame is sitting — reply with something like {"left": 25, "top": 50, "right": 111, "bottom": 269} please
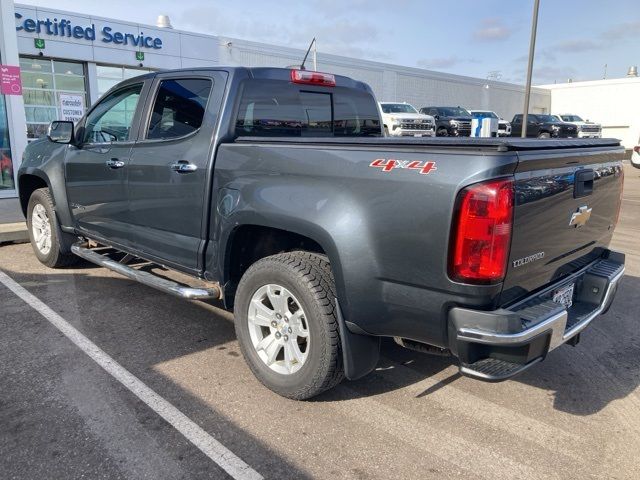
{"left": 79, "top": 81, "right": 146, "bottom": 146}
{"left": 233, "top": 79, "right": 381, "bottom": 138}
{"left": 138, "top": 75, "right": 214, "bottom": 144}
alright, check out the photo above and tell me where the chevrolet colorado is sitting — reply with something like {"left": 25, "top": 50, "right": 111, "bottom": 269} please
{"left": 18, "top": 67, "right": 625, "bottom": 399}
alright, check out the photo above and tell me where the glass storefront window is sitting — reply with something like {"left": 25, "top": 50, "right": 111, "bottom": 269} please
{"left": 96, "top": 65, "right": 152, "bottom": 98}
{"left": 20, "top": 57, "right": 87, "bottom": 141}
{"left": 19, "top": 57, "right": 52, "bottom": 73}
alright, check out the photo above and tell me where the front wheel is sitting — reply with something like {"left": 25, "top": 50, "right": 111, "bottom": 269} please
{"left": 27, "top": 188, "right": 79, "bottom": 268}
{"left": 538, "top": 132, "right": 551, "bottom": 139}
{"left": 436, "top": 127, "right": 449, "bottom": 137}
{"left": 234, "top": 252, "right": 344, "bottom": 400}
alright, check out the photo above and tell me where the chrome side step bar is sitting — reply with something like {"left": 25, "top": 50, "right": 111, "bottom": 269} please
{"left": 71, "top": 242, "right": 221, "bottom": 300}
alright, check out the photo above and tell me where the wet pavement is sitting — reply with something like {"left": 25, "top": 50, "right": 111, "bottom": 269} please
{"left": 1, "top": 164, "right": 639, "bottom": 480}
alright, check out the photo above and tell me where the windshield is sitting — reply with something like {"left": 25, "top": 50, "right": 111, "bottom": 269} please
{"left": 438, "top": 107, "right": 471, "bottom": 117}
{"left": 381, "top": 103, "right": 418, "bottom": 114}
{"left": 536, "top": 115, "right": 559, "bottom": 123}
{"left": 471, "top": 111, "right": 498, "bottom": 119}
{"left": 561, "top": 115, "right": 584, "bottom": 122}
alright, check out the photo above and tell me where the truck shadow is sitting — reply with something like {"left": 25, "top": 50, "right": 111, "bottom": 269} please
{"left": 320, "top": 274, "right": 640, "bottom": 417}
{"left": 3, "top": 262, "right": 638, "bottom": 424}
{"left": 0, "top": 266, "right": 314, "bottom": 479}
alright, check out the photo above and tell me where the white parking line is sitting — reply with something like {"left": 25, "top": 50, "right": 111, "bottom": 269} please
{"left": 0, "top": 270, "right": 263, "bottom": 480}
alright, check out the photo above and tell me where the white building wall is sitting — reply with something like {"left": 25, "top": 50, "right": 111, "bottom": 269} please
{"left": 217, "top": 36, "right": 550, "bottom": 121}
{"left": 14, "top": 4, "right": 219, "bottom": 70}
{"left": 540, "top": 77, "right": 640, "bottom": 149}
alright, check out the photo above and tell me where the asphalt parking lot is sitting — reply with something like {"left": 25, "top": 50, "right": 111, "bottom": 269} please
{"left": 1, "top": 164, "right": 639, "bottom": 480}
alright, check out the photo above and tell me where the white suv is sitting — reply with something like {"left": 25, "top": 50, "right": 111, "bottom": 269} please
{"left": 552, "top": 114, "right": 602, "bottom": 138}
{"left": 380, "top": 102, "right": 435, "bottom": 137}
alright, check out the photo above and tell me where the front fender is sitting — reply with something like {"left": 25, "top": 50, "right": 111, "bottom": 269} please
{"left": 18, "top": 140, "right": 73, "bottom": 228}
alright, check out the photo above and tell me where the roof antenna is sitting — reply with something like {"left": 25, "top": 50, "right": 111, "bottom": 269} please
{"left": 299, "top": 38, "right": 316, "bottom": 71}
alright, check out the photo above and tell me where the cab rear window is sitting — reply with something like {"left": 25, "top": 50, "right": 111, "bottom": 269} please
{"left": 235, "top": 79, "right": 381, "bottom": 137}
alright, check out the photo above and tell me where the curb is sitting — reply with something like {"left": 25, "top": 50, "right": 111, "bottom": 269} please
{"left": 0, "top": 222, "right": 29, "bottom": 244}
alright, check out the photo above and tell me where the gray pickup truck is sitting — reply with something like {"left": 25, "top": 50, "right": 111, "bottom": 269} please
{"left": 18, "top": 67, "right": 626, "bottom": 399}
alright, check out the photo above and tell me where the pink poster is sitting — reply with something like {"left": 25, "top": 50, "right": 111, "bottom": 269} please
{"left": 0, "top": 65, "right": 22, "bottom": 95}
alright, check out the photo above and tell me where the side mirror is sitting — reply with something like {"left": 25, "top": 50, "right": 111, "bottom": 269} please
{"left": 434, "top": 114, "right": 440, "bottom": 120}
{"left": 47, "top": 121, "right": 75, "bottom": 144}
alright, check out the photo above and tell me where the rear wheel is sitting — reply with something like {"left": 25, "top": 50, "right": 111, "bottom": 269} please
{"left": 234, "top": 251, "right": 344, "bottom": 400}
{"left": 538, "top": 131, "right": 551, "bottom": 139}
{"left": 27, "top": 188, "right": 79, "bottom": 268}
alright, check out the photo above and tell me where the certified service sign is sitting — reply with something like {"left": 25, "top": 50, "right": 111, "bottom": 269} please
{"left": 59, "top": 93, "right": 85, "bottom": 122}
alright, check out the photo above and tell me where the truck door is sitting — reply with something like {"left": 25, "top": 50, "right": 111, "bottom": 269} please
{"left": 127, "top": 71, "right": 227, "bottom": 274}
{"left": 65, "top": 81, "right": 148, "bottom": 246}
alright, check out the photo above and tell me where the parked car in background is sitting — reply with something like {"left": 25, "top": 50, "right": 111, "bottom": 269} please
{"left": 469, "top": 110, "right": 511, "bottom": 136}
{"left": 379, "top": 102, "right": 435, "bottom": 137}
{"left": 632, "top": 145, "right": 640, "bottom": 169}
{"left": 552, "top": 114, "right": 602, "bottom": 138}
{"left": 419, "top": 106, "right": 473, "bottom": 137}
{"left": 511, "top": 114, "right": 578, "bottom": 138}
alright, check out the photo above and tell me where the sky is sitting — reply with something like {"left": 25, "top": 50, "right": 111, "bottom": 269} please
{"left": 17, "top": 0, "right": 640, "bottom": 85}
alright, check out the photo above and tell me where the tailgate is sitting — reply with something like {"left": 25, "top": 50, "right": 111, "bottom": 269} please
{"left": 500, "top": 146, "right": 624, "bottom": 305}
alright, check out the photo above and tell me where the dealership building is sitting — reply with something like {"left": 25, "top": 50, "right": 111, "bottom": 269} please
{"left": 0, "top": 0, "right": 636, "bottom": 203}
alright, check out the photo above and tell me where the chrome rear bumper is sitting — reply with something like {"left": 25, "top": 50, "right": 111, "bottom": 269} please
{"left": 450, "top": 254, "right": 625, "bottom": 381}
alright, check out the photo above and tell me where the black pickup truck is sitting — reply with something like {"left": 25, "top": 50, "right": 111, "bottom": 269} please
{"left": 18, "top": 67, "right": 625, "bottom": 399}
{"left": 511, "top": 114, "right": 579, "bottom": 138}
{"left": 419, "top": 106, "right": 473, "bottom": 137}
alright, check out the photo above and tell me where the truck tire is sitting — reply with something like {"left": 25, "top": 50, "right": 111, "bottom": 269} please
{"left": 538, "top": 132, "right": 551, "bottom": 139}
{"left": 436, "top": 127, "right": 448, "bottom": 137}
{"left": 234, "top": 251, "right": 345, "bottom": 400}
{"left": 27, "top": 188, "right": 79, "bottom": 268}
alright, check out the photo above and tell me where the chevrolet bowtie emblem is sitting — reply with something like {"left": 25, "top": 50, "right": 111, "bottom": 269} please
{"left": 569, "top": 205, "right": 592, "bottom": 228}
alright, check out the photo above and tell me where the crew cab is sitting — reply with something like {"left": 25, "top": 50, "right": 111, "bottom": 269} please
{"left": 18, "top": 67, "right": 625, "bottom": 400}
{"left": 511, "top": 114, "right": 578, "bottom": 138}
{"left": 419, "top": 106, "right": 473, "bottom": 137}
{"left": 379, "top": 102, "right": 435, "bottom": 137}
{"left": 552, "top": 114, "right": 602, "bottom": 138}
{"left": 469, "top": 110, "right": 511, "bottom": 136}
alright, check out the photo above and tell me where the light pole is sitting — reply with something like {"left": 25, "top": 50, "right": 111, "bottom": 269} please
{"left": 521, "top": 0, "right": 540, "bottom": 138}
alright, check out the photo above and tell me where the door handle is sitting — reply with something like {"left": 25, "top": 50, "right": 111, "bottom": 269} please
{"left": 106, "top": 158, "right": 125, "bottom": 169}
{"left": 170, "top": 161, "right": 198, "bottom": 173}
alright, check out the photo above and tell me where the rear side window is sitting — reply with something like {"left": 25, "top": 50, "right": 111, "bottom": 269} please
{"left": 146, "top": 78, "right": 212, "bottom": 140}
{"left": 235, "top": 79, "right": 381, "bottom": 137}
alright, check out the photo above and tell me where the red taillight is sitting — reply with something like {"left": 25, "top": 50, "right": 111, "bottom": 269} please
{"left": 450, "top": 178, "right": 514, "bottom": 284}
{"left": 634, "top": 146, "right": 640, "bottom": 154}
{"left": 290, "top": 69, "right": 336, "bottom": 86}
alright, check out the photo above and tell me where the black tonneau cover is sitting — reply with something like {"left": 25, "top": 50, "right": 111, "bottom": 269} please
{"left": 234, "top": 136, "right": 621, "bottom": 152}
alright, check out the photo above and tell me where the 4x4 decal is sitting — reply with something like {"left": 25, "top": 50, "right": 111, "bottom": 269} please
{"left": 369, "top": 159, "right": 437, "bottom": 175}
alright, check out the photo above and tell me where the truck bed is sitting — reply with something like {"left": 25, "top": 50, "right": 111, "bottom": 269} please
{"left": 234, "top": 136, "right": 622, "bottom": 152}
